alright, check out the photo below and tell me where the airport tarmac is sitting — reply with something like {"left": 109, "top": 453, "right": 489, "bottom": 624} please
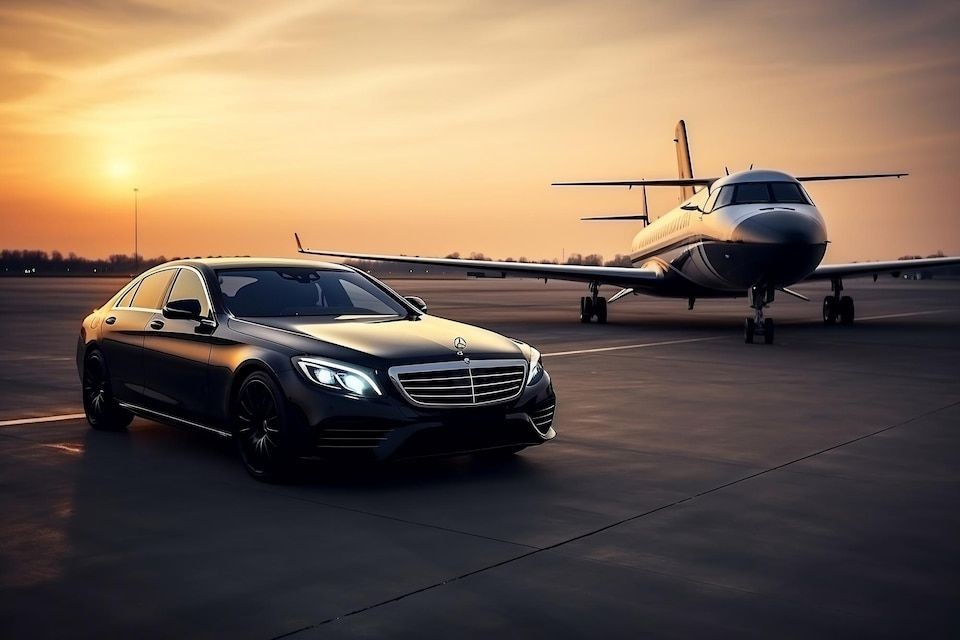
{"left": 0, "top": 276, "right": 958, "bottom": 638}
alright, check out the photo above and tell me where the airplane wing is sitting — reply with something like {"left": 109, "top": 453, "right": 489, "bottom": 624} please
{"left": 795, "top": 173, "right": 907, "bottom": 183}
{"left": 295, "top": 235, "right": 662, "bottom": 289}
{"left": 552, "top": 178, "right": 715, "bottom": 188}
{"left": 805, "top": 256, "right": 960, "bottom": 281}
{"left": 552, "top": 173, "right": 907, "bottom": 187}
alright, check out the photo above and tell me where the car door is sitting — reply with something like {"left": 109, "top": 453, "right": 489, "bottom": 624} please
{"left": 141, "top": 267, "right": 216, "bottom": 423}
{"left": 99, "top": 269, "right": 177, "bottom": 404}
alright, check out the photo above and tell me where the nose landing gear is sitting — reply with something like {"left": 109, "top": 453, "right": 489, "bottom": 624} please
{"left": 745, "top": 286, "right": 775, "bottom": 344}
{"left": 823, "top": 278, "right": 855, "bottom": 325}
{"left": 580, "top": 282, "right": 608, "bottom": 323}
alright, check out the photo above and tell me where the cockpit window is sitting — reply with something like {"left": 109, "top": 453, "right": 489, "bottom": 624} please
{"left": 769, "top": 182, "right": 807, "bottom": 203}
{"left": 710, "top": 181, "right": 811, "bottom": 210}
{"left": 217, "top": 268, "right": 409, "bottom": 318}
{"left": 708, "top": 185, "right": 735, "bottom": 211}
{"left": 733, "top": 183, "right": 771, "bottom": 204}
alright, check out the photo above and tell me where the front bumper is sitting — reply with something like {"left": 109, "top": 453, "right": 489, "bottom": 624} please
{"left": 278, "top": 369, "right": 557, "bottom": 461}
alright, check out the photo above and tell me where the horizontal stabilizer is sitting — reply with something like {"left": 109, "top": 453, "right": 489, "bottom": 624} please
{"left": 581, "top": 214, "right": 649, "bottom": 221}
{"left": 796, "top": 173, "right": 907, "bottom": 182}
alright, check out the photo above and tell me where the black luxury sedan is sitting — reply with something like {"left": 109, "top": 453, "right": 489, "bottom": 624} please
{"left": 77, "top": 258, "right": 556, "bottom": 480}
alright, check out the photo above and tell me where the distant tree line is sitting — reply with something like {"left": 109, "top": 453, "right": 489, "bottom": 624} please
{"left": 896, "top": 250, "right": 957, "bottom": 279}
{"left": 1, "top": 250, "right": 171, "bottom": 276}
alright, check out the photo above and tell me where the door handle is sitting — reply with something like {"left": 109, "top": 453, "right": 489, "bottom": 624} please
{"left": 105, "top": 316, "right": 117, "bottom": 325}
{"left": 150, "top": 319, "right": 165, "bottom": 330}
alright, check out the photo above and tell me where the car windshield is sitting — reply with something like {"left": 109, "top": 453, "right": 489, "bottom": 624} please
{"left": 217, "top": 268, "right": 409, "bottom": 318}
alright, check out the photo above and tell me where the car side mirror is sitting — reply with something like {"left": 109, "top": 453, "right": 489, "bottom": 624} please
{"left": 405, "top": 296, "right": 428, "bottom": 312}
{"left": 680, "top": 203, "right": 702, "bottom": 212}
{"left": 163, "top": 298, "right": 202, "bottom": 321}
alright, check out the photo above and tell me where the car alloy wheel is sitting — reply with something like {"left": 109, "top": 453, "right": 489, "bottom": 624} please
{"left": 82, "top": 351, "right": 132, "bottom": 431}
{"left": 235, "top": 373, "right": 293, "bottom": 481}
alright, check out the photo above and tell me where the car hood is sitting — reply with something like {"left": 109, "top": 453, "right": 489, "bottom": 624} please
{"left": 231, "top": 314, "right": 525, "bottom": 364}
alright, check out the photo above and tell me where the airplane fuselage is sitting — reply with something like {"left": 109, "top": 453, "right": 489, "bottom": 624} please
{"left": 628, "top": 169, "right": 828, "bottom": 298}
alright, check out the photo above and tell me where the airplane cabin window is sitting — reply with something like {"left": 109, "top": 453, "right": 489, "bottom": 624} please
{"left": 733, "top": 183, "right": 771, "bottom": 204}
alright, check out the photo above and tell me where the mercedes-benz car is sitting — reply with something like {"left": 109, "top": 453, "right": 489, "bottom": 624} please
{"left": 76, "top": 258, "right": 557, "bottom": 481}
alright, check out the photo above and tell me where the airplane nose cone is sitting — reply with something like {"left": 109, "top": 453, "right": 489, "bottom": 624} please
{"left": 732, "top": 210, "right": 827, "bottom": 245}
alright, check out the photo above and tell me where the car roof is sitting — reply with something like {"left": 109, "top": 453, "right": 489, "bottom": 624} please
{"left": 159, "top": 257, "right": 351, "bottom": 271}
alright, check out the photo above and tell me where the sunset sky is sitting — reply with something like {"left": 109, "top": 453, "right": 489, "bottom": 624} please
{"left": 1, "top": 0, "right": 958, "bottom": 263}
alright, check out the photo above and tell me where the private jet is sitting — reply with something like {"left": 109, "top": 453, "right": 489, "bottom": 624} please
{"left": 296, "top": 121, "right": 960, "bottom": 344}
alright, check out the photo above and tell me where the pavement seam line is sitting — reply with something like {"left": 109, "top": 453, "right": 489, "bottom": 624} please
{"left": 543, "top": 335, "right": 724, "bottom": 357}
{"left": 273, "top": 398, "right": 960, "bottom": 638}
{"left": 258, "top": 487, "right": 541, "bottom": 552}
{"left": 0, "top": 413, "right": 85, "bottom": 427}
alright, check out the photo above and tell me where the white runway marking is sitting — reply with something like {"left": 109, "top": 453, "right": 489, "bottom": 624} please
{"left": 856, "top": 310, "right": 947, "bottom": 321}
{"left": 0, "top": 413, "right": 85, "bottom": 428}
{"left": 543, "top": 335, "right": 724, "bottom": 358}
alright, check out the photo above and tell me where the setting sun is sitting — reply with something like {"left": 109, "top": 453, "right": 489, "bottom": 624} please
{"left": 106, "top": 159, "right": 133, "bottom": 181}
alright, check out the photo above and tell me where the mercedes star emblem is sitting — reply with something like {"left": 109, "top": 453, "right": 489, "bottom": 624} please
{"left": 453, "top": 337, "right": 467, "bottom": 350}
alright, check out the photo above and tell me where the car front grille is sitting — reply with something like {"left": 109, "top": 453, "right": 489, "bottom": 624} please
{"left": 529, "top": 402, "right": 556, "bottom": 434}
{"left": 390, "top": 360, "right": 527, "bottom": 407}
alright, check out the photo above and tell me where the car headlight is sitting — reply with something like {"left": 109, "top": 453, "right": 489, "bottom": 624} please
{"left": 525, "top": 347, "right": 544, "bottom": 385}
{"left": 293, "top": 357, "right": 382, "bottom": 396}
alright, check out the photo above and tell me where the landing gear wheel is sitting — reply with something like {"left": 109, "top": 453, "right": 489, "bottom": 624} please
{"left": 234, "top": 371, "right": 296, "bottom": 482}
{"left": 822, "top": 296, "right": 838, "bottom": 324}
{"left": 82, "top": 350, "right": 133, "bottom": 431}
{"left": 839, "top": 296, "right": 855, "bottom": 324}
{"left": 594, "top": 297, "right": 608, "bottom": 324}
{"left": 763, "top": 318, "right": 775, "bottom": 345}
{"left": 579, "top": 296, "right": 594, "bottom": 323}
{"left": 744, "top": 318, "right": 756, "bottom": 344}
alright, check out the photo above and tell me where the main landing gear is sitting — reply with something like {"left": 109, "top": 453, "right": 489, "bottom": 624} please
{"left": 823, "top": 278, "right": 855, "bottom": 325}
{"left": 580, "top": 282, "right": 607, "bottom": 324}
{"left": 744, "top": 286, "right": 775, "bottom": 345}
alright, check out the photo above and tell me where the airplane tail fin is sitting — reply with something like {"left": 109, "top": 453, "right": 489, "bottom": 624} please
{"left": 674, "top": 120, "right": 695, "bottom": 201}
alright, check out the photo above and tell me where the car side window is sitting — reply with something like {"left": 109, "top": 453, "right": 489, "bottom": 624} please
{"left": 130, "top": 270, "right": 176, "bottom": 310}
{"left": 167, "top": 269, "right": 211, "bottom": 317}
{"left": 116, "top": 282, "right": 139, "bottom": 308}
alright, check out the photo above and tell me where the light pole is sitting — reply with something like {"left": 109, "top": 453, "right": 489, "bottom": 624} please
{"left": 133, "top": 187, "right": 139, "bottom": 272}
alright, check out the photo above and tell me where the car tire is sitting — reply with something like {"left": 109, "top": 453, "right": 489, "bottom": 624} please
{"left": 233, "top": 371, "right": 298, "bottom": 482}
{"left": 82, "top": 349, "right": 133, "bottom": 431}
